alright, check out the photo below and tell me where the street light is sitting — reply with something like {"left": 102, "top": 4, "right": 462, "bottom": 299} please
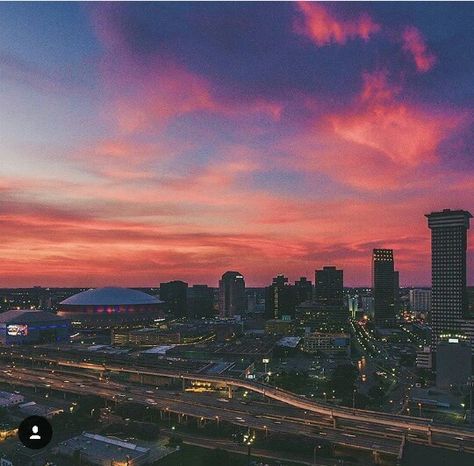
{"left": 262, "top": 358, "right": 270, "bottom": 375}
{"left": 243, "top": 429, "right": 256, "bottom": 466}
{"left": 313, "top": 444, "right": 322, "bottom": 465}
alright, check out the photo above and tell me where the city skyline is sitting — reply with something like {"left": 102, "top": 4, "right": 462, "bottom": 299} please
{"left": 1, "top": 2, "right": 474, "bottom": 287}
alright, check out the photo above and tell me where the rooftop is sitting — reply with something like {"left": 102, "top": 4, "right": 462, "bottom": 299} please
{"left": 60, "top": 286, "right": 162, "bottom": 306}
{"left": 0, "top": 309, "right": 66, "bottom": 324}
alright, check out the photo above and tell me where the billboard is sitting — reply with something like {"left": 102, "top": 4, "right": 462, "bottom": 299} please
{"left": 7, "top": 324, "right": 28, "bottom": 336}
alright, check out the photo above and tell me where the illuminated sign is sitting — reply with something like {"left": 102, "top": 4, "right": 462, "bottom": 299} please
{"left": 448, "top": 338, "right": 459, "bottom": 344}
{"left": 7, "top": 324, "right": 28, "bottom": 337}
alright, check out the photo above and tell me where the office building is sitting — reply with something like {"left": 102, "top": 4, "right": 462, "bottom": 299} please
{"left": 372, "top": 249, "right": 397, "bottom": 327}
{"left": 415, "top": 346, "right": 433, "bottom": 369}
{"left": 265, "top": 274, "right": 296, "bottom": 320}
{"left": 436, "top": 335, "right": 472, "bottom": 389}
{"left": 312, "top": 266, "right": 348, "bottom": 325}
{"left": 295, "top": 277, "right": 313, "bottom": 304}
{"left": 159, "top": 280, "right": 188, "bottom": 318}
{"left": 187, "top": 285, "right": 214, "bottom": 318}
{"left": 218, "top": 271, "right": 246, "bottom": 318}
{"left": 303, "top": 332, "right": 351, "bottom": 356}
{"left": 426, "top": 209, "right": 472, "bottom": 350}
{"left": 409, "top": 289, "right": 431, "bottom": 316}
{"left": 265, "top": 319, "right": 296, "bottom": 336}
{"left": 314, "top": 266, "right": 343, "bottom": 306}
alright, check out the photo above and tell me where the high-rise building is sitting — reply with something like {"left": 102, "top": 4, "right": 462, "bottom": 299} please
{"left": 218, "top": 271, "right": 246, "bottom": 318}
{"left": 295, "top": 277, "right": 313, "bottom": 304}
{"left": 314, "top": 266, "right": 343, "bottom": 306}
{"left": 187, "top": 285, "right": 214, "bottom": 319}
{"left": 409, "top": 289, "right": 431, "bottom": 314}
{"left": 372, "top": 249, "right": 397, "bottom": 327}
{"left": 265, "top": 274, "right": 296, "bottom": 320}
{"left": 310, "top": 266, "right": 348, "bottom": 326}
{"left": 426, "top": 209, "right": 472, "bottom": 350}
{"left": 159, "top": 281, "right": 188, "bottom": 318}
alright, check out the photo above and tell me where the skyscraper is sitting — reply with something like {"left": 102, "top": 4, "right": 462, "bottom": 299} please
{"left": 372, "top": 249, "right": 397, "bottom": 327}
{"left": 265, "top": 274, "right": 296, "bottom": 320}
{"left": 314, "top": 266, "right": 343, "bottom": 306}
{"left": 295, "top": 276, "right": 313, "bottom": 304}
{"left": 159, "top": 280, "right": 188, "bottom": 317}
{"left": 188, "top": 285, "right": 214, "bottom": 319}
{"left": 313, "top": 266, "right": 347, "bottom": 326}
{"left": 426, "top": 209, "right": 472, "bottom": 350}
{"left": 218, "top": 271, "right": 246, "bottom": 318}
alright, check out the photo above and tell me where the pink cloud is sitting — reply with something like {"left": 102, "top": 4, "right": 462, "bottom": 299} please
{"left": 294, "top": 2, "right": 380, "bottom": 46}
{"left": 331, "top": 71, "right": 455, "bottom": 166}
{"left": 402, "top": 26, "right": 437, "bottom": 73}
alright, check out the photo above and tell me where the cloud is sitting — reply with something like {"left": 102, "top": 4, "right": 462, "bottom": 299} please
{"left": 331, "top": 70, "right": 455, "bottom": 166}
{"left": 402, "top": 26, "right": 437, "bottom": 73}
{"left": 294, "top": 2, "right": 380, "bottom": 47}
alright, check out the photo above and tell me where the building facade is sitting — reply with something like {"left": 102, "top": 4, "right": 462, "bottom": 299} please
{"left": 159, "top": 280, "right": 188, "bottom": 318}
{"left": 313, "top": 266, "right": 347, "bottom": 326}
{"left": 218, "top": 271, "right": 246, "bottom": 318}
{"left": 265, "top": 274, "right": 296, "bottom": 320}
{"left": 409, "top": 289, "right": 431, "bottom": 316}
{"left": 426, "top": 209, "right": 472, "bottom": 351}
{"left": 303, "top": 332, "right": 351, "bottom": 356}
{"left": 372, "top": 249, "right": 397, "bottom": 327}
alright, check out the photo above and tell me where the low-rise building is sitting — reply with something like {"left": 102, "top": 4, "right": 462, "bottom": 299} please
{"left": 303, "top": 332, "right": 351, "bottom": 356}
{"left": 0, "top": 391, "right": 24, "bottom": 408}
{"left": 0, "top": 309, "right": 70, "bottom": 345}
{"left": 56, "top": 432, "right": 173, "bottom": 466}
{"left": 17, "top": 401, "right": 63, "bottom": 419}
{"left": 264, "top": 319, "right": 296, "bottom": 335}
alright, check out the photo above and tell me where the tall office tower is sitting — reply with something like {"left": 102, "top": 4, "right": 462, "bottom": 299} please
{"left": 218, "top": 271, "right": 246, "bottom": 318}
{"left": 314, "top": 266, "right": 343, "bottom": 306}
{"left": 426, "top": 209, "right": 472, "bottom": 350}
{"left": 265, "top": 274, "right": 297, "bottom": 320}
{"left": 393, "top": 270, "right": 400, "bottom": 314}
{"left": 295, "top": 277, "right": 313, "bottom": 304}
{"left": 372, "top": 249, "right": 396, "bottom": 327}
{"left": 409, "top": 289, "right": 431, "bottom": 314}
{"left": 187, "top": 285, "right": 214, "bottom": 319}
{"left": 159, "top": 280, "right": 188, "bottom": 317}
{"left": 313, "top": 266, "right": 347, "bottom": 326}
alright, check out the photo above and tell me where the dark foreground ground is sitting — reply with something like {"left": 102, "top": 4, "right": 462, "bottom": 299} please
{"left": 402, "top": 442, "right": 474, "bottom": 466}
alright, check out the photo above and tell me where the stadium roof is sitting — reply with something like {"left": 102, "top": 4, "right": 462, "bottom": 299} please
{"left": 0, "top": 309, "right": 66, "bottom": 324}
{"left": 60, "top": 287, "right": 161, "bottom": 306}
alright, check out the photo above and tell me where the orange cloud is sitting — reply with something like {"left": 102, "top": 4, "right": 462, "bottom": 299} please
{"left": 402, "top": 26, "right": 437, "bottom": 73}
{"left": 294, "top": 2, "right": 380, "bottom": 46}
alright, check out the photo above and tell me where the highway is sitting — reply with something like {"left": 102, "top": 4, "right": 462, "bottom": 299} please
{"left": 2, "top": 347, "right": 474, "bottom": 458}
{"left": 0, "top": 364, "right": 401, "bottom": 456}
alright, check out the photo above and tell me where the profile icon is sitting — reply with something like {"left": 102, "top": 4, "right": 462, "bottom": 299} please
{"left": 29, "top": 425, "right": 41, "bottom": 440}
{"left": 18, "top": 416, "right": 52, "bottom": 449}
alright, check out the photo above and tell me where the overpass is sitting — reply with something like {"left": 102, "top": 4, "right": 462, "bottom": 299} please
{"left": 53, "top": 358, "right": 474, "bottom": 444}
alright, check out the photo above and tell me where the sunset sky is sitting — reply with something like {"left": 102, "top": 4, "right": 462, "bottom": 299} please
{"left": 1, "top": 2, "right": 473, "bottom": 288}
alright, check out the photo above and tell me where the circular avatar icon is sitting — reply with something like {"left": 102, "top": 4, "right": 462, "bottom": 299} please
{"left": 18, "top": 416, "right": 53, "bottom": 449}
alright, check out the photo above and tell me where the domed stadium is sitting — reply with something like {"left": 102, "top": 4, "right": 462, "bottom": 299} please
{"left": 58, "top": 287, "right": 164, "bottom": 329}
